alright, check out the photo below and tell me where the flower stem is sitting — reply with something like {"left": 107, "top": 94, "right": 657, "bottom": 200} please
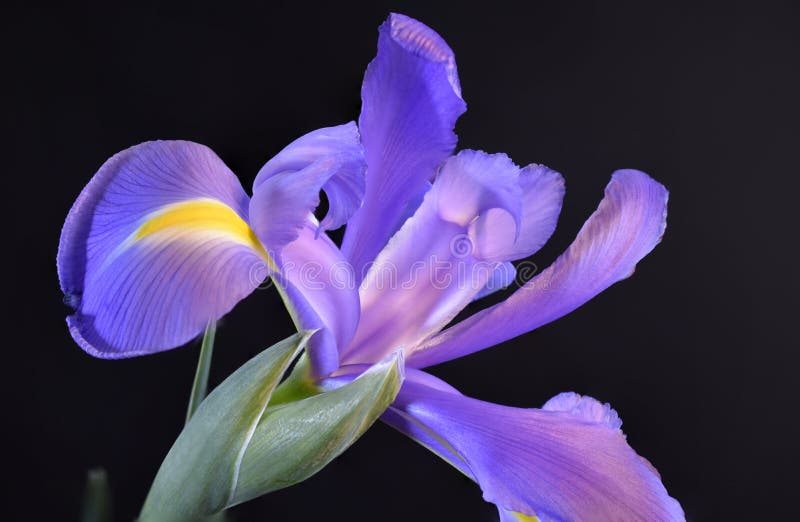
{"left": 186, "top": 321, "right": 216, "bottom": 424}
{"left": 81, "top": 468, "right": 112, "bottom": 522}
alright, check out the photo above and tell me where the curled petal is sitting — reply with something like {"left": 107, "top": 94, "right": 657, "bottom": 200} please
{"left": 342, "top": 13, "right": 467, "bottom": 281}
{"left": 409, "top": 170, "right": 668, "bottom": 368}
{"left": 384, "top": 373, "right": 684, "bottom": 521}
{"left": 458, "top": 156, "right": 565, "bottom": 264}
{"left": 58, "top": 141, "right": 268, "bottom": 358}
{"left": 250, "top": 122, "right": 365, "bottom": 257}
{"left": 433, "top": 150, "right": 522, "bottom": 231}
{"left": 500, "top": 164, "right": 565, "bottom": 262}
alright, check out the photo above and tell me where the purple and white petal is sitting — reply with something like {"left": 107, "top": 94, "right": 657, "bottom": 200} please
{"left": 384, "top": 373, "right": 684, "bottom": 521}
{"left": 57, "top": 141, "right": 268, "bottom": 358}
{"left": 409, "top": 170, "right": 668, "bottom": 368}
{"left": 341, "top": 13, "right": 467, "bottom": 281}
{"left": 275, "top": 223, "right": 360, "bottom": 377}
{"left": 249, "top": 122, "right": 365, "bottom": 258}
{"left": 340, "top": 151, "right": 523, "bottom": 365}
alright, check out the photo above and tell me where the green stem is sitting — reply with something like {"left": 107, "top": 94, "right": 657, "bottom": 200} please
{"left": 186, "top": 321, "right": 217, "bottom": 424}
{"left": 81, "top": 468, "right": 112, "bottom": 522}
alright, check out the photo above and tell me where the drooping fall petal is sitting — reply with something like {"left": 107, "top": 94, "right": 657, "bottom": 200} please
{"left": 58, "top": 141, "right": 269, "bottom": 358}
{"left": 384, "top": 373, "right": 684, "bottom": 521}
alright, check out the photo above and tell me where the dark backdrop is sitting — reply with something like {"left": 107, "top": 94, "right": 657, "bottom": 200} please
{"left": 7, "top": 1, "right": 798, "bottom": 520}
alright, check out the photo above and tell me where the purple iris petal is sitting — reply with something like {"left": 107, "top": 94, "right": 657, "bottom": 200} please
{"left": 248, "top": 123, "right": 365, "bottom": 376}
{"left": 249, "top": 122, "right": 365, "bottom": 258}
{"left": 409, "top": 169, "right": 668, "bottom": 368}
{"left": 276, "top": 223, "right": 360, "bottom": 377}
{"left": 342, "top": 150, "right": 565, "bottom": 365}
{"left": 341, "top": 13, "right": 467, "bottom": 281}
{"left": 385, "top": 372, "right": 684, "bottom": 521}
{"left": 58, "top": 141, "right": 267, "bottom": 358}
{"left": 341, "top": 151, "right": 527, "bottom": 365}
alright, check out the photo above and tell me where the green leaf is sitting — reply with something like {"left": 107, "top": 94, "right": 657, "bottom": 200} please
{"left": 81, "top": 467, "right": 112, "bottom": 522}
{"left": 228, "top": 351, "right": 404, "bottom": 506}
{"left": 139, "top": 332, "right": 313, "bottom": 522}
{"left": 186, "top": 321, "right": 216, "bottom": 424}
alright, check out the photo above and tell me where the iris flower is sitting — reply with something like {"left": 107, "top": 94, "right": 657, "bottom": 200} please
{"left": 59, "top": 13, "right": 683, "bottom": 521}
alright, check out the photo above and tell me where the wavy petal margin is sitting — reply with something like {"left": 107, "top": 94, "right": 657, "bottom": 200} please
{"left": 385, "top": 373, "right": 684, "bottom": 521}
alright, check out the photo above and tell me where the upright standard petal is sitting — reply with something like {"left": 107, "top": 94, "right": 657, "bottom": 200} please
{"left": 58, "top": 141, "right": 269, "bottom": 358}
{"left": 384, "top": 374, "right": 684, "bottom": 521}
{"left": 341, "top": 151, "right": 525, "bottom": 365}
{"left": 341, "top": 13, "right": 467, "bottom": 281}
{"left": 249, "top": 122, "right": 365, "bottom": 259}
{"left": 409, "top": 170, "right": 668, "bottom": 368}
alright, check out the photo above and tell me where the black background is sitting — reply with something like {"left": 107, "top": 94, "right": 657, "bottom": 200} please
{"left": 7, "top": 1, "right": 799, "bottom": 520}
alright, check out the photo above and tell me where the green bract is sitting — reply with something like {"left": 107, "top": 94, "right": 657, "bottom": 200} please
{"left": 231, "top": 351, "right": 404, "bottom": 506}
{"left": 139, "top": 331, "right": 403, "bottom": 521}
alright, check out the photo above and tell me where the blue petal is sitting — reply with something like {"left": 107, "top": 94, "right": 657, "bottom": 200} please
{"left": 385, "top": 372, "right": 684, "bottom": 521}
{"left": 340, "top": 151, "right": 523, "bottom": 365}
{"left": 275, "top": 223, "right": 360, "bottom": 378}
{"left": 341, "top": 13, "right": 467, "bottom": 282}
{"left": 249, "top": 122, "right": 365, "bottom": 258}
{"left": 249, "top": 124, "right": 364, "bottom": 376}
{"left": 341, "top": 151, "right": 563, "bottom": 365}
{"left": 409, "top": 170, "right": 668, "bottom": 368}
{"left": 58, "top": 141, "right": 268, "bottom": 358}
